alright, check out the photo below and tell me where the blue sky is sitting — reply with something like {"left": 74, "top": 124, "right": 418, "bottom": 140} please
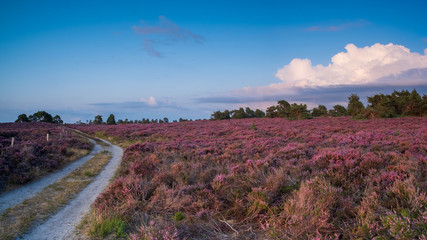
{"left": 1, "top": 0, "right": 426, "bottom": 122}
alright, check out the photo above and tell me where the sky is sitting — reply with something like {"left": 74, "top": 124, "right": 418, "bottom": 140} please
{"left": 1, "top": 0, "right": 427, "bottom": 123}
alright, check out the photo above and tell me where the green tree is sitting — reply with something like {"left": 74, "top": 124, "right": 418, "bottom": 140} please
{"left": 266, "top": 105, "right": 278, "bottom": 118}
{"left": 15, "top": 114, "right": 30, "bottom": 123}
{"left": 403, "top": 89, "right": 423, "bottom": 116}
{"left": 211, "top": 110, "right": 231, "bottom": 120}
{"left": 93, "top": 115, "right": 103, "bottom": 124}
{"left": 288, "top": 103, "right": 310, "bottom": 119}
{"left": 106, "top": 114, "right": 116, "bottom": 125}
{"left": 277, "top": 100, "right": 291, "bottom": 118}
{"left": 266, "top": 100, "right": 291, "bottom": 118}
{"left": 29, "top": 111, "right": 53, "bottom": 123}
{"left": 254, "top": 109, "right": 265, "bottom": 118}
{"left": 312, "top": 105, "right": 328, "bottom": 117}
{"left": 330, "top": 105, "right": 347, "bottom": 116}
{"left": 231, "top": 108, "right": 247, "bottom": 119}
{"left": 347, "top": 94, "right": 365, "bottom": 118}
{"left": 211, "top": 110, "right": 222, "bottom": 120}
{"left": 52, "top": 115, "right": 63, "bottom": 124}
{"left": 423, "top": 94, "right": 427, "bottom": 116}
{"left": 163, "top": 117, "right": 169, "bottom": 123}
{"left": 366, "top": 94, "right": 397, "bottom": 118}
{"left": 390, "top": 89, "right": 412, "bottom": 115}
{"left": 245, "top": 107, "right": 256, "bottom": 118}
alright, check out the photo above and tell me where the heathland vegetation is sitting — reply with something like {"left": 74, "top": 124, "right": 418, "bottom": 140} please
{"left": 0, "top": 123, "right": 92, "bottom": 191}
{"left": 4, "top": 89, "right": 426, "bottom": 239}
{"left": 72, "top": 116, "right": 426, "bottom": 239}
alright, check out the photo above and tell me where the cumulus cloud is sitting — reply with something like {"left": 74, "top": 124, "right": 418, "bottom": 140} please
{"left": 305, "top": 19, "right": 369, "bottom": 32}
{"left": 197, "top": 43, "right": 427, "bottom": 107}
{"left": 132, "top": 16, "right": 204, "bottom": 57}
{"left": 275, "top": 43, "right": 427, "bottom": 87}
{"left": 140, "top": 96, "right": 158, "bottom": 106}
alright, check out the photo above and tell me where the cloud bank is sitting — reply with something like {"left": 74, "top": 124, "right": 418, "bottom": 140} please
{"left": 275, "top": 43, "right": 427, "bottom": 87}
{"left": 132, "top": 16, "right": 204, "bottom": 57}
{"left": 197, "top": 43, "right": 427, "bottom": 107}
{"left": 91, "top": 96, "right": 177, "bottom": 109}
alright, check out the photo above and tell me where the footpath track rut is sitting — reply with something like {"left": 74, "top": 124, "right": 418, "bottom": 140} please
{"left": 0, "top": 138, "right": 103, "bottom": 214}
{"left": 19, "top": 138, "right": 123, "bottom": 240}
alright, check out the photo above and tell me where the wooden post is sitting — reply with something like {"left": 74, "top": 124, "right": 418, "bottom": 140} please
{"left": 11, "top": 137, "right": 14, "bottom": 147}
{"left": 46, "top": 133, "right": 49, "bottom": 142}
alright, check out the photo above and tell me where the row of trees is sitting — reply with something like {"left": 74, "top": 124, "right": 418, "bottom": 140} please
{"left": 348, "top": 89, "right": 426, "bottom": 119}
{"left": 17, "top": 90, "right": 423, "bottom": 124}
{"left": 88, "top": 114, "right": 192, "bottom": 125}
{"left": 210, "top": 102, "right": 347, "bottom": 120}
{"left": 15, "top": 111, "right": 63, "bottom": 124}
{"left": 211, "top": 89, "right": 426, "bottom": 120}
{"left": 211, "top": 107, "right": 266, "bottom": 120}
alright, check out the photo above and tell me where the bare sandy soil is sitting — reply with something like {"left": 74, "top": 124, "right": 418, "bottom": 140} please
{"left": 18, "top": 138, "right": 123, "bottom": 240}
{"left": 0, "top": 138, "right": 103, "bottom": 214}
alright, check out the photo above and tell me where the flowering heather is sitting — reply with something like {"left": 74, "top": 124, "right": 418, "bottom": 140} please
{"left": 0, "top": 123, "right": 92, "bottom": 190}
{"left": 73, "top": 117, "right": 427, "bottom": 239}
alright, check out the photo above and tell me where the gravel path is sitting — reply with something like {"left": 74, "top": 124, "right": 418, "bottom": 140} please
{"left": 0, "top": 138, "right": 103, "bottom": 214}
{"left": 19, "top": 138, "right": 123, "bottom": 240}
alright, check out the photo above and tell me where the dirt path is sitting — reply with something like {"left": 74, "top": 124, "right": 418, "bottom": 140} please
{"left": 19, "top": 138, "right": 123, "bottom": 240}
{"left": 0, "top": 138, "right": 103, "bottom": 214}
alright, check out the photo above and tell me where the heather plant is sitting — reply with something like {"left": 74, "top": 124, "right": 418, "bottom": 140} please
{"left": 72, "top": 116, "right": 427, "bottom": 239}
{"left": 274, "top": 177, "right": 344, "bottom": 239}
{"left": 129, "top": 221, "right": 179, "bottom": 240}
{"left": 0, "top": 122, "right": 92, "bottom": 190}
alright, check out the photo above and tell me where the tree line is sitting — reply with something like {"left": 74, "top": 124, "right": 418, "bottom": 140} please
{"left": 15, "top": 89, "right": 425, "bottom": 124}
{"left": 210, "top": 89, "right": 426, "bottom": 120}
{"left": 86, "top": 114, "right": 192, "bottom": 125}
{"left": 15, "top": 111, "right": 63, "bottom": 124}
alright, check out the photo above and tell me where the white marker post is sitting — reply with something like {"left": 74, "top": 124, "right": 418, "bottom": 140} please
{"left": 46, "top": 133, "right": 50, "bottom": 142}
{"left": 11, "top": 137, "right": 14, "bottom": 147}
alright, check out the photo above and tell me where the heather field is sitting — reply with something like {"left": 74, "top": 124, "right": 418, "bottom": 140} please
{"left": 0, "top": 123, "right": 92, "bottom": 191}
{"left": 71, "top": 117, "right": 427, "bottom": 239}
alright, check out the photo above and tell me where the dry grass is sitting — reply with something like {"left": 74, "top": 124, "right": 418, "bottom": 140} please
{"left": 0, "top": 151, "right": 112, "bottom": 240}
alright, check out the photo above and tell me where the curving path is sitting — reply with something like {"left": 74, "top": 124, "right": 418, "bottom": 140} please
{"left": 20, "top": 138, "right": 123, "bottom": 240}
{"left": 0, "top": 138, "right": 103, "bottom": 214}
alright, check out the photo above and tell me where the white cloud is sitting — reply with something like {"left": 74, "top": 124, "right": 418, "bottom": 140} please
{"left": 275, "top": 43, "right": 427, "bottom": 88}
{"left": 140, "top": 96, "right": 158, "bottom": 106}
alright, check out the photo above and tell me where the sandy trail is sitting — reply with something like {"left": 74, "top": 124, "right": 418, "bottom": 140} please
{"left": 19, "top": 138, "right": 123, "bottom": 240}
{"left": 0, "top": 138, "right": 103, "bottom": 214}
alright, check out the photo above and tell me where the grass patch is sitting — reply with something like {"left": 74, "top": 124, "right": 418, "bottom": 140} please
{"left": 88, "top": 214, "right": 127, "bottom": 238}
{"left": 0, "top": 151, "right": 112, "bottom": 240}
{"left": 173, "top": 211, "right": 185, "bottom": 222}
{"left": 84, "top": 170, "right": 95, "bottom": 177}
